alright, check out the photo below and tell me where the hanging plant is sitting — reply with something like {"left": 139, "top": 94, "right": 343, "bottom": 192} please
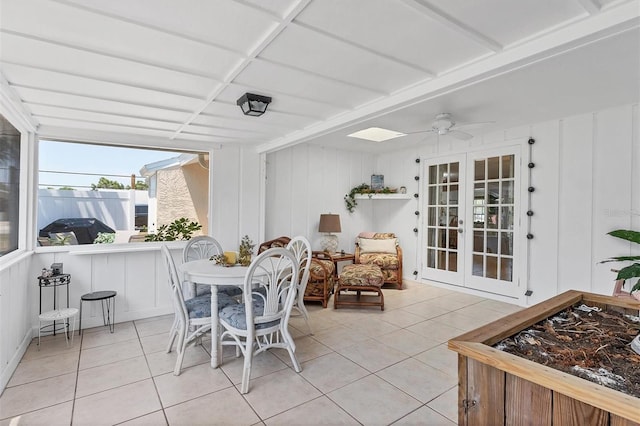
{"left": 344, "top": 183, "right": 371, "bottom": 213}
{"left": 344, "top": 183, "right": 398, "bottom": 212}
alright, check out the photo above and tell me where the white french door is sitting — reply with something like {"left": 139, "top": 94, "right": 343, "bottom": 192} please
{"left": 421, "top": 155, "right": 466, "bottom": 286}
{"left": 421, "top": 147, "right": 521, "bottom": 297}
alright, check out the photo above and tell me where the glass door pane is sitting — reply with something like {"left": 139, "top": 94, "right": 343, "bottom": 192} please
{"left": 423, "top": 156, "right": 465, "bottom": 285}
{"left": 469, "top": 154, "right": 515, "bottom": 283}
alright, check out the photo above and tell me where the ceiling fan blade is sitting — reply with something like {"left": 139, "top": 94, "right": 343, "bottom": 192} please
{"left": 404, "top": 129, "right": 436, "bottom": 135}
{"left": 456, "top": 120, "right": 496, "bottom": 130}
{"left": 448, "top": 129, "right": 474, "bottom": 140}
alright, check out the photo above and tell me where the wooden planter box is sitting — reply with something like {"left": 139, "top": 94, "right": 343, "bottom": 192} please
{"left": 448, "top": 290, "right": 640, "bottom": 425}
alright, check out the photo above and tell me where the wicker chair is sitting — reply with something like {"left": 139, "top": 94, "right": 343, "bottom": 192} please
{"left": 354, "top": 232, "right": 403, "bottom": 289}
{"left": 306, "top": 252, "right": 335, "bottom": 308}
{"left": 258, "top": 236, "right": 335, "bottom": 308}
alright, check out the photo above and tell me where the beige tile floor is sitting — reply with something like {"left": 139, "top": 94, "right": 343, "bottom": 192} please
{"left": 0, "top": 281, "right": 522, "bottom": 425}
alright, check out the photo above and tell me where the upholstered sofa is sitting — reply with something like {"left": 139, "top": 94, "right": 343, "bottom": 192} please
{"left": 354, "top": 232, "right": 403, "bottom": 289}
{"left": 258, "top": 236, "right": 335, "bottom": 308}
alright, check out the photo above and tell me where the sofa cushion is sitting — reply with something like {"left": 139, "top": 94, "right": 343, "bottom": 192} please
{"left": 339, "top": 264, "right": 384, "bottom": 287}
{"left": 359, "top": 237, "right": 397, "bottom": 254}
{"left": 359, "top": 253, "right": 399, "bottom": 269}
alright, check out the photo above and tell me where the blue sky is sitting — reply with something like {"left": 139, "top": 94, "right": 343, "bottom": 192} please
{"left": 39, "top": 140, "right": 179, "bottom": 189}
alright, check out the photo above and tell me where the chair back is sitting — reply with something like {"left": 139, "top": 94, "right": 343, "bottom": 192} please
{"left": 243, "top": 248, "right": 299, "bottom": 330}
{"left": 161, "top": 245, "right": 189, "bottom": 324}
{"left": 286, "top": 236, "right": 312, "bottom": 301}
{"left": 183, "top": 235, "right": 223, "bottom": 263}
{"left": 257, "top": 236, "right": 291, "bottom": 254}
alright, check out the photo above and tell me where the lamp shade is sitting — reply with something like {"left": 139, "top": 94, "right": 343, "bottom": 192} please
{"left": 318, "top": 214, "right": 341, "bottom": 233}
{"left": 236, "top": 93, "right": 272, "bottom": 116}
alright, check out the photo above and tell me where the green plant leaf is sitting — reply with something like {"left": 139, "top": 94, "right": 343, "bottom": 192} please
{"left": 615, "top": 263, "right": 640, "bottom": 280}
{"left": 144, "top": 218, "right": 201, "bottom": 241}
{"left": 607, "top": 229, "right": 640, "bottom": 244}
{"left": 600, "top": 255, "right": 640, "bottom": 263}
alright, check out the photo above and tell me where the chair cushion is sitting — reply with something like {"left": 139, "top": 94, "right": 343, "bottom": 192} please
{"left": 358, "top": 237, "right": 397, "bottom": 254}
{"left": 219, "top": 302, "right": 279, "bottom": 330}
{"left": 195, "top": 284, "right": 211, "bottom": 297}
{"left": 359, "top": 253, "right": 399, "bottom": 270}
{"left": 373, "top": 233, "right": 396, "bottom": 239}
{"left": 309, "top": 259, "right": 335, "bottom": 277}
{"left": 195, "top": 284, "right": 242, "bottom": 297}
{"left": 339, "top": 264, "right": 384, "bottom": 287}
{"left": 185, "top": 294, "right": 236, "bottom": 319}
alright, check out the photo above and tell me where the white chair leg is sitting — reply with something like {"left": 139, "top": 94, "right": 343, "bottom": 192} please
{"left": 282, "top": 328, "right": 302, "bottom": 372}
{"left": 174, "top": 345, "right": 186, "bottom": 376}
{"left": 166, "top": 317, "right": 180, "bottom": 353}
{"left": 70, "top": 314, "right": 76, "bottom": 346}
{"left": 240, "top": 348, "right": 253, "bottom": 394}
{"left": 296, "top": 302, "right": 313, "bottom": 336}
{"left": 287, "top": 346, "right": 302, "bottom": 373}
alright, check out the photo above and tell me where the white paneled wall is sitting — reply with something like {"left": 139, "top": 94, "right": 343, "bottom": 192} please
{"left": 263, "top": 103, "right": 638, "bottom": 305}
{"left": 211, "top": 145, "right": 262, "bottom": 252}
{"left": 2, "top": 245, "right": 184, "bottom": 392}
{"left": 0, "top": 255, "right": 33, "bottom": 391}
{"left": 374, "top": 104, "right": 638, "bottom": 305}
{"left": 265, "top": 144, "right": 376, "bottom": 251}
{"left": 30, "top": 246, "right": 177, "bottom": 331}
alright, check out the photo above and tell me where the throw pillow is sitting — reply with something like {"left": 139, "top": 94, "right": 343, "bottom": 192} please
{"left": 358, "top": 237, "right": 397, "bottom": 254}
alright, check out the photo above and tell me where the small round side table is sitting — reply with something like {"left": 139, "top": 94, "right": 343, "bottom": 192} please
{"left": 38, "top": 308, "right": 79, "bottom": 348}
{"left": 79, "top": 290, "right": 117, "bottom": 335}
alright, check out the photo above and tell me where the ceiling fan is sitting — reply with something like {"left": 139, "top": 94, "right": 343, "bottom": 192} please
{"left": 408, "top": 113, "right": 492, "bottom": 141}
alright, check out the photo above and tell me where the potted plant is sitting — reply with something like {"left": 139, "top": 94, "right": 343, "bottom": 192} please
{"left": 93, "top": 232, "right": 115, "bottom": 244}
{"left": 144, "top": 218, "right": 202, "bottom": 241}
{"left": 344, "top": 183, "right": 398, "bottom": 212}
{"left": 238, "top": 235, "right": 255, "bottom": 266}
{"left": 601, "top": 229, "right": 640, "bottom": 355}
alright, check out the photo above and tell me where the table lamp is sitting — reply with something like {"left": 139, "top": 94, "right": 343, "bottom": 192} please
{"left": 318, "top": 214, "right": 341, "bottom": 253}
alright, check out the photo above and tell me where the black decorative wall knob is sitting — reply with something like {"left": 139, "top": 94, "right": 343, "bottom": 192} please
{"left": 414, "top": 193, "right": 419, "bottom": 198}
{"left": 413, "top": 228, "right": 418, "bottom": 233}
{"left": 415, "top": 158, "right": 420, "bottom": 163}
{"left": 527, "top": 234, "right": 534, "bottom": 239}
{"left": 528, "top": 138, "right": 536, "bottom": 145}
{"left": 528, "top": 162, "right": 535, "bottom": 168}
{"left": 528, "top": 187, "right": 535, "bottom": 192}
{"left": 413, "top": 270, "right": 418, "bottom": 275}
{"left": 414, "top": 176, "right": 420, "bottom": 181}
{"left": 414, "top": 211, "right": 420, "bottom": 216}
{"left": 527, "top": 210, "right": 534, "bottom": 216}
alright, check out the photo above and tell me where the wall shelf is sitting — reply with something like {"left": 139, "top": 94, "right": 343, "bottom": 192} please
{"left": 353, "top": 194, "right": 412, "bottom": 200}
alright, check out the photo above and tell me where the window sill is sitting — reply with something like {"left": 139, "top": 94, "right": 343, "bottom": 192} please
{"left": 34, "top": 241, "right": 187, "bottom": 255}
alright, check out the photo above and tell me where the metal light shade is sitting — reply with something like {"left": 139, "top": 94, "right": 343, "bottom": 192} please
{"left": 319, "top": 214, "right": 341, "bottom": 253}
{"left": 236, "top": 93, "right": 272, "bottom": 116}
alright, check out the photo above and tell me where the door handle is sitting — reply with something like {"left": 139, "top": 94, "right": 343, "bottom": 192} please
{"left": 458, "top": 228, "right": 463, "bottom": 234}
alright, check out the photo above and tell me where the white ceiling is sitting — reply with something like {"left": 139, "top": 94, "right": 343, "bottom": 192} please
{"left": 1, "top": 0, "right": 638, "bottom": 153}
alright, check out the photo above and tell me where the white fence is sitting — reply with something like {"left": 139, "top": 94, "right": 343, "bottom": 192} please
{"left": 37, "top": 189, "right": 149, "bottom": 234}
